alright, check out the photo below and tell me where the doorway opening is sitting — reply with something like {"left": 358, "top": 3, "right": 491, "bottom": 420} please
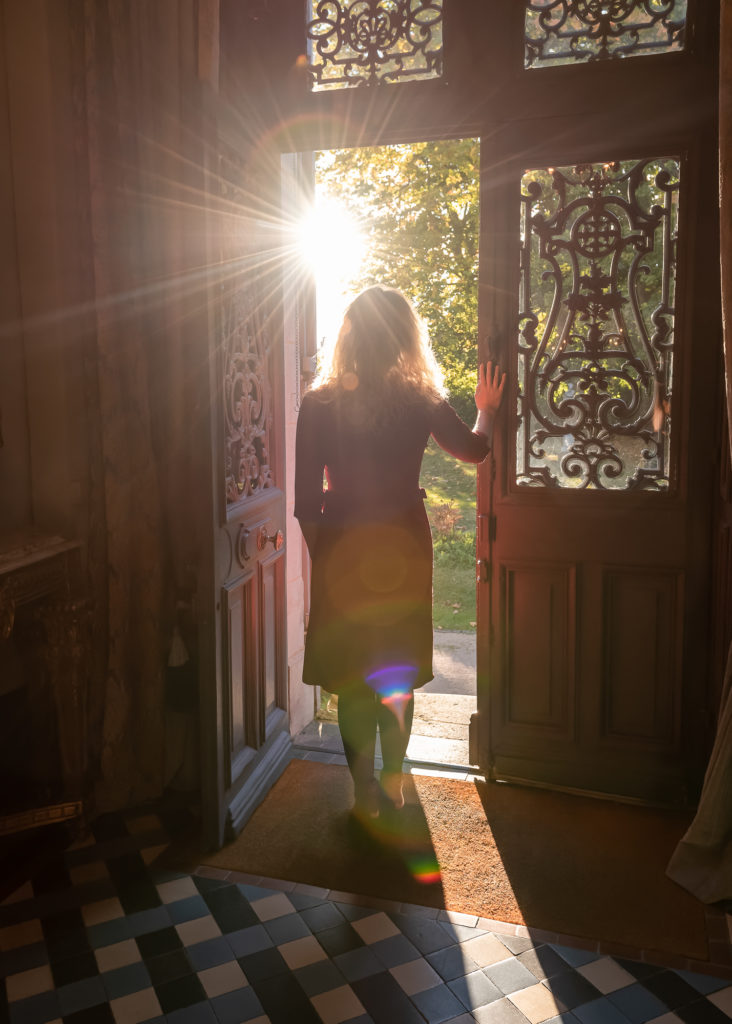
{"left": 295, "top": 138, "right": 481, "bottom": 770}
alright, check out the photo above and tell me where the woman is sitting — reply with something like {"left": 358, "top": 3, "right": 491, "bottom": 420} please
{"left": 295, "top": 285, "right": 505, "bottom": 821}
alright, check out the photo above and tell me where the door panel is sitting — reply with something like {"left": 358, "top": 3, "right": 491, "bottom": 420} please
{"left": 600, "top": 568, "right": 682, "bottom": 748}
{"left": 500, "top": 561, "right": 576, "bottom": 738}
{"left": 202, "top": 117, "right": 291, "bottom": 847}
{"left": 477, "top": 127, "right": 708, "bottom": 805}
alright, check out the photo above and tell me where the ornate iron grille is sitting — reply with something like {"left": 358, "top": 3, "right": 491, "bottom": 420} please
{"left": 517, "top": 158, "right": 680, "bottom": 491}
{"left": 524, "top": 0, "right": 686, "bottom": 68}
{"left": 306, "top": 0, "right": 443, "bottom": 91}
{"left": 223, "top": 283, "right": 274, "bottom": 503}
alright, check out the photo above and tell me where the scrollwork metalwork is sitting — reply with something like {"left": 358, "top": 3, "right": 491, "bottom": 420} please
{"left": 517, "top": 158, "right": 680, "bottom": 491}
{"left": 223, "top": 285, "right": 274, "bottom": 503}
{"left": 525, "top": 0, "right": 686, "bottom": 68}
{"left": 307, "top": 0, "right": 443, "bottom": 91}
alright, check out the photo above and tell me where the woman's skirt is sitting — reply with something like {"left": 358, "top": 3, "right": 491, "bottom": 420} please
{"left": 303, "top": 500, "right": 434, "bottom": 695}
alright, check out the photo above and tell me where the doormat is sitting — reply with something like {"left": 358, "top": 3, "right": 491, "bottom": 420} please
{"left": 201, "top": 758, "right": 708, "bottom": 962}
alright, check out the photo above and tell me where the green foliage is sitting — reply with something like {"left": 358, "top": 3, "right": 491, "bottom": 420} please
{"left": 433, "top": 530, "right": 475, "bottom": 567}
{"left": 420, "top": 438, "right": 477, "bottom": 631}
{"left": 315, "top": 140, "right": 480, "bottom": 423}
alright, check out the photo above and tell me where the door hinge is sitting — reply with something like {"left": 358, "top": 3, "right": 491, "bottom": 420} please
{"left": 477, "top": 558, "right": 491, "bottom": 584}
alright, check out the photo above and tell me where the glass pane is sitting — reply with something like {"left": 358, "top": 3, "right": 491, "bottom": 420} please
{"left": 525, "top": 1, "right": 687, "bottom": 68}
{"left": 516, "top": 158, "right": 680, "bottom": 491}
{"left": 306, "top": 0, "right": 443, "bottom": 92}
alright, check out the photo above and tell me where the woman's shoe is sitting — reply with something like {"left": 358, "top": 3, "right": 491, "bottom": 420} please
{"left": 381, "top": 771, "right": 405, "bottom": 810}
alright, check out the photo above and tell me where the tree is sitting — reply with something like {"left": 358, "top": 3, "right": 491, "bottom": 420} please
{"left": 316, "top": 139, "right": 480, "bottom": 422}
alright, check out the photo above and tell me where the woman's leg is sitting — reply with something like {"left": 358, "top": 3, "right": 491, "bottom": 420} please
{"left": 376, "top": 690, "right": 415, "bottom": 808}
{"left": 337, "top": 683, "right": 379, "bottom": 815}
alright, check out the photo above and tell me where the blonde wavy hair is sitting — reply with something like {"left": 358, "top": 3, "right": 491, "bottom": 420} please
{"left": 314, "top": 286, "right": 446, "bottom": 412}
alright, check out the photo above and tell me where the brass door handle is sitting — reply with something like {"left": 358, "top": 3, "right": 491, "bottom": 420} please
{"left": 258, "top": 527, "right": 284, "bottom": 552}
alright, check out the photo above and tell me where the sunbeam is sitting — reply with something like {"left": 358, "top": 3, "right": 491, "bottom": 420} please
{"left": 296, "top": 193, "right": 366, "bottom": 346}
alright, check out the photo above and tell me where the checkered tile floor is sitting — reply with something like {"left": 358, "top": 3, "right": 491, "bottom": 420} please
{"left": 1, "top": 805, "right": 731, "bottom": 1024}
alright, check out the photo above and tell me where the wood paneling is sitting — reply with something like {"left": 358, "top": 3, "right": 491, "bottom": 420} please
{"left": 501, "top": 562, "right": 576, "bottom": 738}
{"left": 223, "top": 571, "right": 256, "bottom": 788}
{"left": 601, "top": 569, "right": 682, "bottom": 749}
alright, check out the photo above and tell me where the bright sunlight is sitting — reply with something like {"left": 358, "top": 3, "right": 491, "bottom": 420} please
{"left": 297, "top": 192, "right": 367, "bottom": 347}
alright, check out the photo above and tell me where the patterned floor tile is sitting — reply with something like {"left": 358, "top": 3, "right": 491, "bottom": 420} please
{"left": 0, "top": 796, "right": 730, "bottom": 1024}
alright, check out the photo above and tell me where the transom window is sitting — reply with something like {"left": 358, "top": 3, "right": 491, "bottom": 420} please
{"left": 306, "top": 0, "right": 443, "bottom": 91}
{"left": 524, "top": 0, "right": 687, "bottom": 69}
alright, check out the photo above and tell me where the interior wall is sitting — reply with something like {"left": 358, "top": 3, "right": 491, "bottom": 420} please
{"left": 1, "top": 0, "right": 92, "bottom": 541}
{"left": 0, "top": 13, "right": 30, "bottom": 531}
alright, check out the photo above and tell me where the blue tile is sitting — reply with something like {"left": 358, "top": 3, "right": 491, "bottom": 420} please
{"left": 294, "top": 958, "right": 348, "bottom": 996}
{"left": 608, "top": 983, "right": 668, "bottom": 1023}
{"left": 86, "top": 918, "right": 132, "bottom": 948}
{"left": 299, "top": 902, "right": 346, "bottom": 933}
{"left": 288, "top": 890, "right": 330, "bottom": 911}
{"left": 166, "top": 1002, "right": 217, "bottom": 1024}
{"left": 484, "top": 957, "right": 541, "bottom": 995}
{"left": 101, "top": 960, "right": 151, "bottom": 1000}
{"left": 8, "top": 989, "right": 60, "bottom": 1024}
{"left": 316, "top": 921, "right": 364, "bottom": 958}
{"left": 411, "top": 981, "right": 467, "bottom": 1023}
{"left": 448, "top": 969, "right": 503, "bottom": 1012}
{"left": 166, "top": 895, "right": 209, "bottom": 925}
{"left": 125, "top": 906, "right": 171, "bottom": 938}
{"left": 210, "top": 985, "right": 265, "bottom": 1024}
{"left": 237, "top": 884, "right": 279, "bottom": 901}
{"left": 426, "top": 944, "right": 481, "bottom": 982}
{"left": 186, "top": 936, "right": 236, "bottom": 971}
{"left": 370, "top": 934, "right": 421, "bottom": 968}
{"left": 675, "top": 970, "right": 731, "bottom": 995}
{"left": 334, "top": 946, "right": 383, "bottom": 982}
{"left": 573, "top": 998, "right": 634, "bottom": 1024}
{"left": 225, "top": 923, "right": 273, "bottom": 958}
{"left": 439, "top": 922, "right": 486, "bottom": 944}
{"left": 263, "top": 913, "right": 312, "bottom": 945}
{"left": 334, "top": 903, "right": 377, "bottom": 922}
{"left": 518, "top": 945, "right": 572, "bottom": 981}
{"left": 56, "top": 975, "right": 107, "bottom": 1016}
{"left": 389, "top": 914, "right": 455, "bottom": 955}
{"left": 551, "top": 945, "right": 602, "bottom": 968}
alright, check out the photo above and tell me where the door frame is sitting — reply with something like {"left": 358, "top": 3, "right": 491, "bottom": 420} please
{"left": 205, "top": 0, "right": 722, "bottom": 834}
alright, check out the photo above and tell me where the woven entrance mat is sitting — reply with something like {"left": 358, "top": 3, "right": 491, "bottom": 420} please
{"left": 202, "top": 758, "right": 707, "bottom": 961}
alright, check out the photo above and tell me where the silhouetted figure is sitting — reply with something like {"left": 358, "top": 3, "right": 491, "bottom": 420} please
{"left": 295, "top": 285, "right": 505, "bottom": 820}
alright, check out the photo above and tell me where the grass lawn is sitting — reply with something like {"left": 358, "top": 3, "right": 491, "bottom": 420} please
{"left": 420, "top": 438, "right": 478, "bottom": 632}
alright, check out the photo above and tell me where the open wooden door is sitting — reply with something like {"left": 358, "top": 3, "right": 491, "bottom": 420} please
{"left": 199, "top": 107, "right": 291, "bottom": 848}
{"left": 476, "top": 113, "right": 720, "bottom": 805}
{"left": 196, "top": 0, "right": 719, "bottom": 837}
